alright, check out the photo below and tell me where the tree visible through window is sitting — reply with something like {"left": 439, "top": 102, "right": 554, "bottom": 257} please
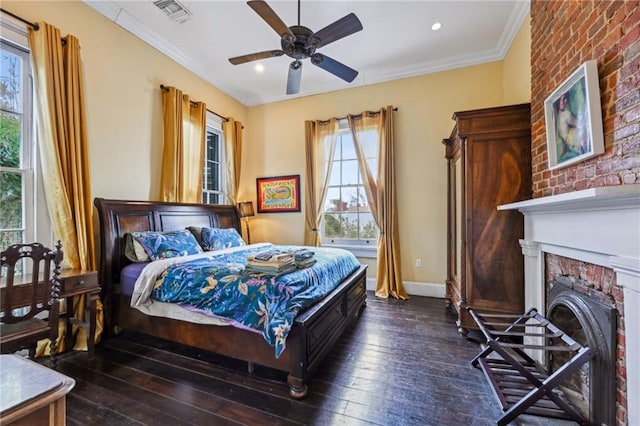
{"left": 322, "top": 126, "right": 378, "bottom": 246}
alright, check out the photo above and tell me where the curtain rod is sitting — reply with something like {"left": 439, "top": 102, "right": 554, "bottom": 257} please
{"left": 319, "top": 107, "right": 398, "bottom": 124}
{"left": 0, "top": 8, "right": 39, "bottom": 30}
{"left": 160, "top": 85, "right": 229, "bottom": 122}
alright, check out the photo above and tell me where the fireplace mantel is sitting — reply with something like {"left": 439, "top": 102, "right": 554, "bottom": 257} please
{"left": 500, "top": 184, "right": 640, "bottom": 425}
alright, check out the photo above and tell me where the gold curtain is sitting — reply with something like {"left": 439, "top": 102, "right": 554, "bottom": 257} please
{"left": 160, "top": 86, "right": 206, "bottom": 203}
{"left": 347, "top": 106, "right": 407, "bottom": 299}
{"left": 304, "top": 119, "right": 339, "bottom": 246}
{"left": 222, "top": 118, "right": 243, "bottom": 204}
{"left": 29, "top": 22, "right": 102, "bottom": 353}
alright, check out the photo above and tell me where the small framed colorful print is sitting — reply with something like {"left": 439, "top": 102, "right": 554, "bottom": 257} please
{"left": 256, "top": 175, "right": 301, "bottom": 213}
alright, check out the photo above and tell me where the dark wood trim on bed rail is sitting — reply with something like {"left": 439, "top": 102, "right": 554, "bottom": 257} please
{"left": 93, "top": 197, "right": 367, "bottom": 398}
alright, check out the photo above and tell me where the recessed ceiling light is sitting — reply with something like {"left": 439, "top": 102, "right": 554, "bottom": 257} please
{"left": 431, "top": 22, "right": 442, "bottom": 31}
{"left": 254, "top": 63, "right": 264, "bottom": 73}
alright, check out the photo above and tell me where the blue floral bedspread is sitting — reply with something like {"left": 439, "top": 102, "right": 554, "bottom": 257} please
{"left": 150, "top": 244, "right": 360, "bottom": 357}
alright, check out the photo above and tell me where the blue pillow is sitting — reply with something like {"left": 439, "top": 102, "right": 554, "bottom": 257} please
{"left": 200, "top": 227, "right": 246, "bottom": 251}
{"left": 131, "top": 229, "right": 203, "bottom": 260}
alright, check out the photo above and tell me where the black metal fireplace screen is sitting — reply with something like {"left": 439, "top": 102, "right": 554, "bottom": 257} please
{"left": 548, "top": 278, "right": 617, "bottom": 426}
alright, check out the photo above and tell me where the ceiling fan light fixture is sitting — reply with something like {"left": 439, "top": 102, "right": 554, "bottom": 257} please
{"left": 431, "top": 22, "right": 442, "bottom": 31}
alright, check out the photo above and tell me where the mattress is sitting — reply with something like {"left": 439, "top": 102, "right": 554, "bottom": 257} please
{"left": 120, "top": 262, "right": 148, "bottom": 296}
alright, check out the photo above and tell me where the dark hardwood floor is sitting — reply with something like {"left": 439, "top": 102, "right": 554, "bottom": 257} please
{"left": 51, "top": 293, "right": 507, "bottom": 425}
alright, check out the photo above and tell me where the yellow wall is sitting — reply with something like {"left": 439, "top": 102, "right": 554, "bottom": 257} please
{"left": 244, "top": 63, "right": 504, "bottom": 284}
{"left": 6, "top": 1, "right": 530, "bottom": 290}
{"left": 502, "top": 16, "right": 531, "bottom": 104}
{"left": 4, "top": 0, "right": 248, "bottom": 201}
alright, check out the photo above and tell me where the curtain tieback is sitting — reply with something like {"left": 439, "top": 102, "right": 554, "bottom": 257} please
{"left": 311, "top": 228, "right": 318, "bottom": 232}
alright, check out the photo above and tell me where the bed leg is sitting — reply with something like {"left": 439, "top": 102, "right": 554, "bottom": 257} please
{"left": 287, "top": 376, "right": 308, "bottom": 399}
{"left": 247, "top": 361, "right": 254, "bottom": 374}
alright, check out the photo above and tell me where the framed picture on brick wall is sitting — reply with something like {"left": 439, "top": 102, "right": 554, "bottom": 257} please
{"left": 544, "top": 60, "right": 605, "bottom": 170}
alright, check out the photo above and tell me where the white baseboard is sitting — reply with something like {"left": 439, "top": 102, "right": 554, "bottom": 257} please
{"left": 366, "top": 278, "right": 446, "bottom": 298}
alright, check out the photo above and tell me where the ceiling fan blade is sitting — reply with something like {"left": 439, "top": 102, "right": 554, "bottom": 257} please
{"left": 311, "top": 53, "right": 358, "bottom": 83}
{"left": 310, "top": 13, "right": 363, "bottom": 48}
{"left": 247, "top": 1, "right": 294, "bottom": 39}
{"left": 286, "top": 60, "right": 302, "bottom": 95}
{"left": 229, "top": 50, "right": 284, "bottom": 65}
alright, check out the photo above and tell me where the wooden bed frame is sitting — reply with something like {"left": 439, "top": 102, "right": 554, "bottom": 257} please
{"left": 94, "top": 197, "right": 367, "bottom": 398}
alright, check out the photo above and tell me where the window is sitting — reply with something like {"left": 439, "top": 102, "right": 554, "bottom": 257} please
{"left": 322, "top": 121, "right": 378, "bottom": 257}
{"left": 0, "top": 19, "right": 51, "bottom": 258}
{"left": 202, "top": 112, "right": 224, "bottom": 204}
{"left": 0, "top": 37, "right": 34, "bottom": 252}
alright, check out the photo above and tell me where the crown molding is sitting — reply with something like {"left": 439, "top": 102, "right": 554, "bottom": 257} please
{"left": 84, "top": 0, "right": 531, "bottom": 107}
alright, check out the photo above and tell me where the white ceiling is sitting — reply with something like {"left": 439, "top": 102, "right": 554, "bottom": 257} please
{"left": 85, "top": 0, "right": 530, "bottom": 107}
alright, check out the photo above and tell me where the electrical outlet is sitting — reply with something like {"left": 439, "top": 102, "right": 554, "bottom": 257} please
{"left": 416, "top": 259, "right": 422, "bottom": 268}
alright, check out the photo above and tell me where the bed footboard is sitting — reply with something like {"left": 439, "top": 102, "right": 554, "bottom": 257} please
{"left": 288, "top": 264, "right": 367, "bottom": 397}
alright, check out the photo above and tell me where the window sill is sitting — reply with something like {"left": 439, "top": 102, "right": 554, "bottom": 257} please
{"left": 323, "top": 243, "right": 377, "bottom": 259}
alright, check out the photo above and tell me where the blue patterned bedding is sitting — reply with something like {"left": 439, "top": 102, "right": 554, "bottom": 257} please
{"left": 150, "top": 244, "right": 360, "bottom": 357}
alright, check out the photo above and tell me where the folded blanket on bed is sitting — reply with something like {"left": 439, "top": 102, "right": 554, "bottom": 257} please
{"left": 248, "top": 250, "right": 294, "bottom": 264}
{"left": 244, "top": 262, "right": 298, "bottom": 275}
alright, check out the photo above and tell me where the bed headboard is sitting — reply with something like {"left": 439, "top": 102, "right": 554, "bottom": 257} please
{"left": 93, "top": 198, "right": 241, "bottom": 296}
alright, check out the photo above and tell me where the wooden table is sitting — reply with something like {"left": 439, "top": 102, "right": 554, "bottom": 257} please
{"left": 0, "top": 354, "right": 75, "bottom": 425}
{"left": 1, "top": 269, "right": 100, "bottom": 357}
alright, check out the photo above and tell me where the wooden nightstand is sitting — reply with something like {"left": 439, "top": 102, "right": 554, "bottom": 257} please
{"left": 1, "top": 269, "right": 100, "bottom": 357}
{"left": 59, "top": 269, "right": 100, "bottom": 357}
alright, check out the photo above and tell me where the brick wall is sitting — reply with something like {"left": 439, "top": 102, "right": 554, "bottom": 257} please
{"left": 546, "top": 253, "right": 626, "bottom": 424}
{"left": 531, "top": 0, "right": 640, "bottom": 197}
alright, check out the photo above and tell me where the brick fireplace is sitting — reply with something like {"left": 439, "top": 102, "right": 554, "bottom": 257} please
{"left": 500, "top": 184, "right": 640, "bottom": 425}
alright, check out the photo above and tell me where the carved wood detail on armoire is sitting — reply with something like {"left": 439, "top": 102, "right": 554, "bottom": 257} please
{"left": 442, "top": 103, "right": 532, "bottom": 335}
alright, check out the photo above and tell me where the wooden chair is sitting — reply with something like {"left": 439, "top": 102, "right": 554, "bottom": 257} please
{"left": 1, "top": 241, "right": 63, "bottom": 367}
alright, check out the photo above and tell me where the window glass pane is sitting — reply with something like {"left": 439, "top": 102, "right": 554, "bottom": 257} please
{"left": 0, "top": 111, "right": 21, "bottom": 168}
{"left": 207, "top": 132, "right": 219, "bottom": 162}
{"left": 0, "top": 230, "right": 23, "bottom": 254}
{"left": 1, "top": 49, "right": 22, "bottom": 113}
{"left": 324, "top": 187, "right": 342, "bottom": 211}
{"left": 328, "top": 161, "right": 340, "bottom": 186}
{"left": 0, "top": 170, "right": 23, "bottom": 229}
{"left": 324, "top": 213, "right": 342, "bottom": 238}
{"left": 355, "top": 186, "right": 369, "bottom": 211}
{"left": 341, "top": 133, "right": 356, "bottom": 159}
{"left": 342, "top": 159, "right": 359, "bottom": 185}
{"left": 359, "top": 212, "right": 377, "bottom": 239}
{"left": 342, "top": 186, "right": 358, "bottom": 209}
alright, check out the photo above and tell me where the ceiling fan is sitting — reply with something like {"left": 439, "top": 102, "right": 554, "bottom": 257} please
{"left": 229, "top": 0, "right": 363, "bottom": 95}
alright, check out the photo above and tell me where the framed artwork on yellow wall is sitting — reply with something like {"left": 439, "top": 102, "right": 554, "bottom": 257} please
{"left": 256, "top": 175, "right": 301, "bottom": 213}
{"left": 544, "top": 60, "right": 604, "bottom": 170}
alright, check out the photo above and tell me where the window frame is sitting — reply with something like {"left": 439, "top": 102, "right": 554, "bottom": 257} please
{"left": 0, "top": 18, "right": 51, "bottom": 251}
{"left": 321, "top": 121, "right": 378, "bottom": 258}
{"left": 201, "top": 111, "right": 225, "bottom": 205}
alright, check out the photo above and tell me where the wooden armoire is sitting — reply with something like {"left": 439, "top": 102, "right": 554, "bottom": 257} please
{"left": 442, "top": 103, "right": 531, "bottom": 334}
